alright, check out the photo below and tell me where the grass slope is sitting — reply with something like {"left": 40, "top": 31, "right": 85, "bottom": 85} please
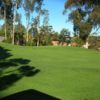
{"left": 0, "top": 43, "right": 100, "bottom": 100}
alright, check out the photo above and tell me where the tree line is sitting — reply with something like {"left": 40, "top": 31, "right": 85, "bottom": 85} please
{"left": 0, "top": 0, "right": 100, "bottom": 47}
{"left": 0, "top": 0, "right": 71, "bottom": 46}
{"left": 0, "top": 0, "right": 45, "bottom": 45}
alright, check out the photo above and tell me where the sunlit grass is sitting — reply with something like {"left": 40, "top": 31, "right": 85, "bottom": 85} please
{"left": 0, "top": 43, "right": 100, "bottom": 100}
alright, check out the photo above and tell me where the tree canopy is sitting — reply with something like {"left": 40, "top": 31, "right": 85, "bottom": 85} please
{"left": 64, "top": 0, "right": 100, "bottom": 42}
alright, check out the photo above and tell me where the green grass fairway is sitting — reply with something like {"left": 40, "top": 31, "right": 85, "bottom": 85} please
{"left": 0, "top": 43, "right": 100, "bottom": 100}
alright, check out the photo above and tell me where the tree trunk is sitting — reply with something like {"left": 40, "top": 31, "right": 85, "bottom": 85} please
{"left": 85, "top": 38, "right": 89, "bottom": 49}
{"left": 26, "top": 17, "right": 30, "bottom": 43}
{"left": 83, "top": 37, "right": 89, "bottom": 49}
{"left": 37, "top": 12, "right": 41, "bottom": 47}
{"left": 26, "top": 27, "right": 29, "bottom": 43}
{"left": 4, "top": 7, "right": 7, "bottom": 40}
{"left": 12, "top": 3, "right": 17, "bottom": 44}
{"left": 37, "top": 36, "right": 39, "bottom": 46}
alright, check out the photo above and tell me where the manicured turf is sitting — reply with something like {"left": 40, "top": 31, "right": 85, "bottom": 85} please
{"left": 0, "top": 43, "right": 100, "bottom": 100}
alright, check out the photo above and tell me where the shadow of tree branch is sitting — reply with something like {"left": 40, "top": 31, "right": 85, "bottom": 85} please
{"left": 0, "top": 46, "right": 40, "bottom": 91}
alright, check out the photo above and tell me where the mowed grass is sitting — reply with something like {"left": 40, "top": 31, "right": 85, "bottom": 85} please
{"left": 0, "top": 43, "right": 100, "bottom": 100}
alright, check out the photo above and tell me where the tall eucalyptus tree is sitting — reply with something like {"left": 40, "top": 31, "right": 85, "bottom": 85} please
{"left": 0, "top": 0, "right": 13, "bottom": 40}
{"left": 23, "top": 0, "right": 44, "bottom": 43}
{"left": 43, "top": 9, "right": 49, "bottom": 27}
{"left": 64, "top": 0, "right": 100, "bottom": 43}
{"left": 35, "top": 0, "right": 45, "bottom": 46}
{"left": 12, "top": 0, "right": 22, "bottom": 44}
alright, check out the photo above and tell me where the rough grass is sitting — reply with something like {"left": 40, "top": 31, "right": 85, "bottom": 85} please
{"left": 0, "top": 43, "right": 100, "bottom": 100}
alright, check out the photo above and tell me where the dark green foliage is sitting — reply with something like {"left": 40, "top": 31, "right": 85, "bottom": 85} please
{"left": 0, "top": 0, "right": 13, "bottom": 30}
{"left": 59, "top": 28, "right": 71, "bottom": 43}
{"left": 0, "top": 29, "right": 5, "bottom": 36}
{"left": 14, "top": 24, "right": 26, "bottom": 45}
{"left": 0, "top": 24, "right": 12, "bottom": 43}
{"left": 0, "top": 0, "right": 45, "bottom": 45}
{"left": 3, "top": 37, "right": 12, "bottom": 43}
{"left": 14, "top": 32, "right": 25, "bottom": 45}
{"left": 50, "top": 32, "right": 59, "bottom": 41}
{"left": 64, "top": 0, "right": 100, "bottom": 42}
{"left": 88, "top": 36, "right": 100, "bottom": 49}
{"left": 31, "top": 23, "right": 54, "bottom": 46}
{"left": 72, "top": 36, "right": 84, "bottom": 46}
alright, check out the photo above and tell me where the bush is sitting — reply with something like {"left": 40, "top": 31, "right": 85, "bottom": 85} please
{"left": 72, "top": 37, "right": 84, "bottom": 47}
{"left": 3, "top": 37, "right": 12, "bottom": 43}
{"left": 25, "top": 41, "right": 33, "bottom": 46}
{"left": 88, "top": 36, "right": 100, "bottom": 49}
{"left": 0, "top": 30, "right": 5, "bottom": 36}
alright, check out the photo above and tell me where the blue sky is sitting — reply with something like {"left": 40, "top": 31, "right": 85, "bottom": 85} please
{"left": 42, "top": 0, "right": 100, "bottom": 34}
{"left": 19, "top": 0, "right": 100, "bottom": 35}
{"left": 42, "top": 0, "right": 73, "bottom": 33}
{"left": 0, "top": 0, "right": 99, "bottom": 35}
{"left": 1, "top": 0, "right": 72, "bottom": 33}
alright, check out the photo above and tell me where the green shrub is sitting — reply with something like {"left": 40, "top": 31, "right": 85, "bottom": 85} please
{"left": 88, "top": 36, "right": 100, "bottom": 49}
{"left": 72, "top": 37, "right": 84, "bottom": 46}
{"left": 0, "top": 30, "right": 5, "bottom": 36}
{"left": 3, "top": 37, "right": 12, "bottom": 43}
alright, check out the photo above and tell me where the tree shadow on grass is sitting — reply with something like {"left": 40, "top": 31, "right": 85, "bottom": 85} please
{"left": 0, "top": 46, "right": 40, "bottom": 91}
{"left": 0, "top": 46, "right": 61, "bottom": 100}
{"left": 0, "top": 89, "right": 61, "bottom": 100}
